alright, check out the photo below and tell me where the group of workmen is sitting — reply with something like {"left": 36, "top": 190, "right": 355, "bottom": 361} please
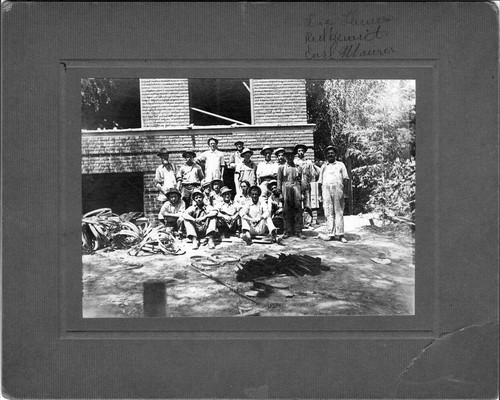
{"left": 154, "top": 137, "right": 349, "bottom": 250}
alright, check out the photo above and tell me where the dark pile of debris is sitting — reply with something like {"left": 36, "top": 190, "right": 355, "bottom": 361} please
{"left": 236, "top": 253, "right": 329, "bottom": 282}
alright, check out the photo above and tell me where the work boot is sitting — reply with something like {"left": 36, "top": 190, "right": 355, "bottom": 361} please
{"left": 207, "top": 236, "right": 215, "bottom": 249}
{"left": 192, "top": 237, "right": 199, "bottom": 249}
{"left": 339, "top": 235, "right": 348, "bottom": 243}
{"left": 296, "top": 232, "right": 306, "bottom": 239}
{"left": 270, "top": 229, "right": 278, "bottom": 243}
{"left": 240, "top": 231, "right": 252, "bottom": 245}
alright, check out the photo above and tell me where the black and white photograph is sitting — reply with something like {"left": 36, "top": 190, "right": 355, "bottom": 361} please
{"left": 81, "top": 78, "right": 416, "bottom": 318}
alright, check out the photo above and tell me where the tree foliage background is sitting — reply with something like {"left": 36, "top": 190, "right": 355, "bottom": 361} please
{"left": 306, "top": 79, "right": 416, "bottom": 220}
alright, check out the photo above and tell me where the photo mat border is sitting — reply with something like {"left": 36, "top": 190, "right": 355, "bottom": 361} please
{"left": 62, "top": 60, "right": 436, "bottom": 338}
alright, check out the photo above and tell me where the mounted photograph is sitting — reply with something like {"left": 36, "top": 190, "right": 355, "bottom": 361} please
{"left": 81, "top": 78, "right": 416, "bottom": 317}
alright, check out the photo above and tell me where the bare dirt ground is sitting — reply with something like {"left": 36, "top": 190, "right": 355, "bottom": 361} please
{"left": 82, "top": 215, "right": 414, "bottom": 317}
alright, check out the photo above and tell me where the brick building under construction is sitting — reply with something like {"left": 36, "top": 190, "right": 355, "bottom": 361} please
{"left": 81, "top": 79, "right": 315, "bottom": 220}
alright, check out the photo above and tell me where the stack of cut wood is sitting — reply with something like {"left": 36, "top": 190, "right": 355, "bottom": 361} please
{"left": 236, "top": 253, "right": 329, "bottom": 282}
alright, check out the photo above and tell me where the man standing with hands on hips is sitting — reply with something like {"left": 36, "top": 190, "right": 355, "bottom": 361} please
{"left": 318, "top": 145, "right": 350, "bottom": 243}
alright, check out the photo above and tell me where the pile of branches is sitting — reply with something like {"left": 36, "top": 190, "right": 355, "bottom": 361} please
{"left": 82, "top": 208, "right": 184, "bottom": 255}
{"left": 236, "top": 253, "right": 329, "bottom": 282}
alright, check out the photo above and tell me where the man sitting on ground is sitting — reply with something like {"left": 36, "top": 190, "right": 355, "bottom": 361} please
{"left": 182, "top": 189, "right": 218, "bottom": 249}
{"left": 215, "top": 186, "right": 241, "bottom": 238}
{"left": 239, "top": 185, "right": 278, "bottom": 245}
{"left": 158, "top": 188, "right": 186, "bottom": 235}
{"left": 209, "top": 178, "right": 224, "bottom": 208}
{"left": 266, "top": 180, "right": 284, "bottom": 234}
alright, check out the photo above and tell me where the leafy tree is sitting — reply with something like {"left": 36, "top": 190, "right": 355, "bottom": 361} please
{"left": 81, "top": 78, "right": 141, "bottom": 130}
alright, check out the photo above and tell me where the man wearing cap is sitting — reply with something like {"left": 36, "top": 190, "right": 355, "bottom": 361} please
{"left": 195, "top": 137, "right": 226, "bottom": 182}
{"left": 154, "top": 148, "right": 178, "bottom": 203}
{"left": 228, "top": 140, "right": 245, "bottom": 194}
{"left": 235, "top": 148, "right": 257, "bottom": 191}
{"left": 277, "top": 147, "right": 305, "bottom": 239}
{"left": 176, "top": 150, "right": 204, "bottom": 208}
{"left": 200, "top": 179, "right": 212, "bottom": 207}
{"left": 215, "top": 186, "right": 241, "bottom": 238}
{"left": 318, "top": 145, "right": 350, "bottom": 243}
{"left": 239, "top": 185, "right": 278, "bottom": 245}
{"left": 158, "top": 188, "right": 186, "bottom": 234}
{"left": 294, "top": 144, "right": 319, "bottom": 227}
{"left": 256, "top": 145, "right": 278, "bottom": 198}
{"left": 182, "top": 189, "right": 218, "bottom": 249}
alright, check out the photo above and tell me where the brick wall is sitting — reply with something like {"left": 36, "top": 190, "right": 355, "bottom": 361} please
{"left": 82, "top": 125, "right": 314, "bottom": 220}
{"left": 140, "top": 79, "right": 190, "bottom": 128}
{"left": 252, "top": 79, "right": 307, "bottom": 125}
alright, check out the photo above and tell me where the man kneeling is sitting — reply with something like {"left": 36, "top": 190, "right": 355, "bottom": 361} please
{"left": 239, "top": 185, "right": 277, "bottom": 245}
{"left": 215, "top": 186, "right": 241, "bottom": 238}
{"left": 158, "top": 188, "right": 186, "bottom": 235}
{"left": 182, "top": 189, "right": 218, "bottom": 249}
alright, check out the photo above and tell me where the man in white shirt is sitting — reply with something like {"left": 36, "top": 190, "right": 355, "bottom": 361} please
{"left": 256, "top": 145, "right": 278, "bottom": 198}
{"left": 158, "top": 188, "right": 186, "bottom": 234}
{"left": 318, "top": 145, "right": 350, "bottom": 243}
{"left": 195, "top": 137, "right": 226, "bottom": 182}
{"left": 154, "top": 148, "right": 177, "bottom": 203}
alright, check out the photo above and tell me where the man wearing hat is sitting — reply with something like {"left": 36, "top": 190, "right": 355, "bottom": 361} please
{"left": 154, "top": 148, "right": 178, "bottom": 203}
{"left": 277, "top": 147, "right": 305, "bottom": 239}
{"left": 215, "top": 186, "right": 241, "bottom": 238}
{"left": 266, "top": 179, "right": 284, "bottom": 233}
{"left": 274, "top": 147, "right": 286, "bottom": 166}
{"left": 239, "top": 185, "right": 278, "bottom": 244}
{"left": 200, "top": 179, "right": 212, "bottom": 207}
{"left": 158, "top": 187, "right": 186, "bottom": 234}
{"left": 256, "top": 145, "right": 278, "bottom": 198}
{"left": 235, "top": 147, "right": 257, "bottom": 191}
{"left": 176, "top": 150, "right": 204, "bottom": 208}
{"left": 182, "top": 189, "right": 218, "bottom": 249}
{"left": 228, "top": 140, "right": 245, "bottom": 194}
{"left": 209, "top": 178, "right": 224, "bottom": 208}
{"left": 318, "top": 145, "right": 350, "bottom": 243}
{"left": 294, "top": 144, "right": 319, "bottom": 227}
{"left": 195, "top": 137, "right": 226, "bottom": 182}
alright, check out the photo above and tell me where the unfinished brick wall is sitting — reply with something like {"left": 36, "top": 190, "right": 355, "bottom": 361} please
{"left": 140, "top": 79, "right": 190, "bottom": 128}
{"left": 251, "top": 79, "right": 308, "bottom": 125}
{"left": 82, "top": 125, "right": 314, "bottom": 221}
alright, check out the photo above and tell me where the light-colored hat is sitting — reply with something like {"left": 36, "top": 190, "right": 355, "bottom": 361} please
{"left": 191, "top": 189, "right": 204, "bottom": 199}
{"left": 240, "top": 147, "right": 253, "bottom": 156}
{"left": 201, "top": 179, "right": 211, "bottom": 189}
{"left": 220, "top": 186, "right": 232, "bottom": 196}
{"left": 274, "top": 147, "right": 285, "bottom": 156}
{"left": 267, "top": 180, "right": 278, "bottom": 190}
{"left": 260, "top": 145, "right": 274, "bottom": 156}
{"left": 211, "top": 178, "right": 224, "bottom": 187}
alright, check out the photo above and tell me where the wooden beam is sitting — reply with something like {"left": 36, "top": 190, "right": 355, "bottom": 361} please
{"left": 242, "top": 82, "right": 251, "bottom": 93}
{"left": 191, "top": 107, "right": 250, "bottom": 126}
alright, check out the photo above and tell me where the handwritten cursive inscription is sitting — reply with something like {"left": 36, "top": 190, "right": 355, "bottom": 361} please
{"left": 303, "top": 10, "right": 396, "bottom": 60}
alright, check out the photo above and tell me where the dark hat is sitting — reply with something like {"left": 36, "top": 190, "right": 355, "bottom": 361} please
{"left": 201, "top": 179, "right": 211, "bottom": 189}
{"left": 207, "top": 137, "right": 219, "bottom": 145}
{"left": 234, "top": 140, "right": 244, "bottom": 146}
{"left": 248, "top": 185, "right": 262, "bottom": 196}
{"left": 267, "top": 179, "right": 278, "bottom": 190}
{"left": 191, "top": 189, "right": 204, "bottom": 199}
{"left": 283, "top": 147, "right": 295, "bottom": 155}
{"left": 182, "top": 150, "right": 196, "bottom": 158}
{"left": 240, "top": 147, "right": 253, "bottom": 156}
{"left": 220, "top": 186, "right": 232, "bottom": 196}
{"left": 325, "top": 145, "right": 337, "bottom": 153}
{"left": 165, "top": 187, "right": 181, "bottom": 197}
{"left": 260, "top": 145, "right": 274, "bottom": 156}
{"left": 157, "top": 148, "right": 169, "bottom": 157}
{"left": 294, "top": 144, "right": 308, "bottom": 153}
{"left": 274, "top": 147, "right": 285, "bottom": 156}
{"left": 211, "top": 178, "right": 224, "bottom": 186}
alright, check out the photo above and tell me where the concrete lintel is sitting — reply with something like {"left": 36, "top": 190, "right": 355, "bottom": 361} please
{"left": 81, "top": 123, "right": 315, "bottom": 137}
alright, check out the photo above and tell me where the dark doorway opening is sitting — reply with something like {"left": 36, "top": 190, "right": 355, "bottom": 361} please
{"left": 82, "top": 173, "right": 144, "bottom": 215}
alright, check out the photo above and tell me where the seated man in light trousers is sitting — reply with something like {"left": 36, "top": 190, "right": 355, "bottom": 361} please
{"left": 239, "top": 185, "right": 278, "bottom": 245}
